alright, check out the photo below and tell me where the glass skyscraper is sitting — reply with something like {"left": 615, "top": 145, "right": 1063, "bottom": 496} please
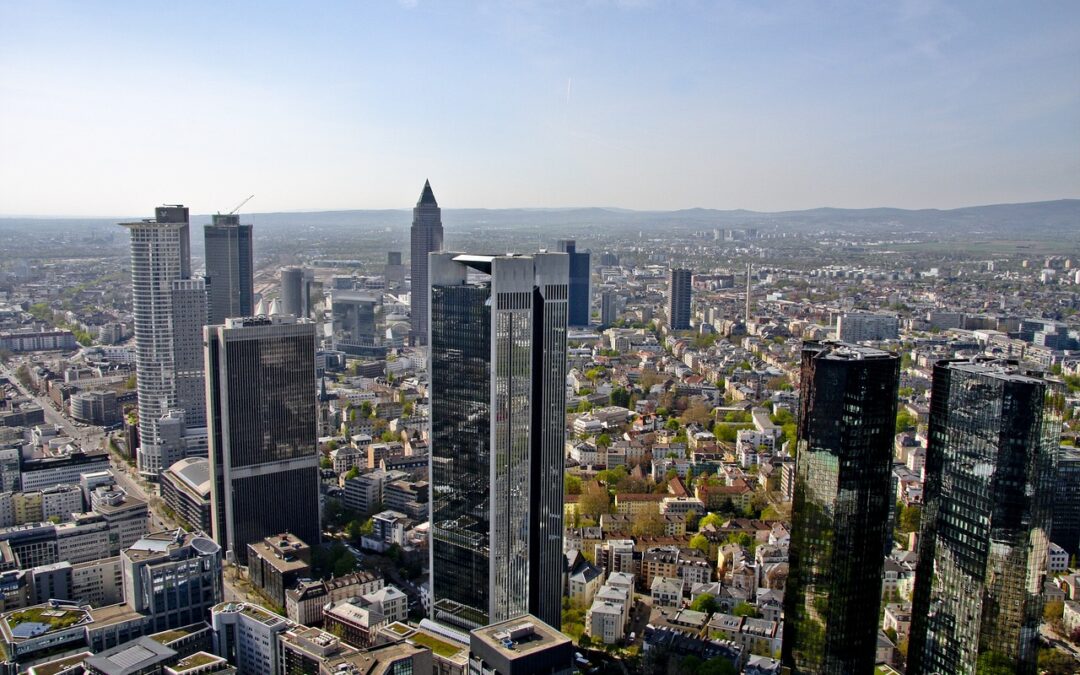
{"left": 204, "top": 213, "right": 254, "bottom": 325}
{"left": 410, "top": 179, "right": 444, "bottom": 346}
{"left": 205, "top": 315, "right": 321, "bottom": 565}
{"left": 555, "top": 239, "right": 590, "bottom": 327}
{"left": 782, "top": 342, "right": 899, "bottom": 674}
{"left": 428, "top": 252, "right": 568, "bottom": 631}
{"left": 907, "top": 358, "right": 1061, "bottom": 675}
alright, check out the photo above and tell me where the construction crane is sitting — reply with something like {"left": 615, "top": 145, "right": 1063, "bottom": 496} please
{"left": 227, "top": 194, "right": 255, "bottom": 215}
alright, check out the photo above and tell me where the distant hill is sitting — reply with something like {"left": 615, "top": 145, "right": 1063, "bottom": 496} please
{"left": 2, "top": 199, "right": 1077, "bottom": 237}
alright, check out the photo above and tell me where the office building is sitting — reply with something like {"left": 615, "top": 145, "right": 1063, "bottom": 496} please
{"left": 835, "top": 311, "right": 899, "bottom": 343}
{"left": 161, "top": 457, "right": 212, "bottom": 534}
{"left": 279, "top": 266, "right": 314, "bottom": 319}
{"left": 385, "top": 251, "right": 406, "bottom": 290}
{"left": 204, "top": 213, "right": 254, "bottom": 325}
{"left": 468, "top": 616, "right": 573, "bottom": 675}
{"left": 70, "top": 390, "right": 119, "bottom": 426}
{"left": 246, "top": 533, "right": 311, "bottom": 609}
{"left": 121, "top": 529, "right": 223, "bottom": 632}
{"left": 409, "top": 180, "right": 444, "bottom": 346}
{"left": 331, "top": 290, "right": 378, "bottom": 354}
{"left": 782, "top": 342, "right": 899, "bottom": 674}
{"left": 121, "top": 205, "right": 209, "bottom": 479}
{"left": 667, "top": 268, "right": 692, "bottom": 330}
{"left": 205, "top": 316, "right": 320, "bottom": 565}
{"left": 555, "top": 239, "right": 591, "bottom": 327}
{"left": 428, "top": 252, "right": 568, "bottom": 629}
{"left": 907, "top": 359, "right": 1061, "bottom": 675}
{"left": 1053, "top": 446, "right": 1080, "bottom": 557}
{"left": 212, "top": 600, "right": 293, "bottom": 675}
{"left": 600, "top": 291, "right": 618, "bottom": 328}
{"left": 170, "top": 277, "right": 208, "bottom": 429}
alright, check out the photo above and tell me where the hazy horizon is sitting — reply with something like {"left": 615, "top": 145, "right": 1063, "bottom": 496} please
{"left": 2, "top": 1, "right": 1078, "bottom": 216}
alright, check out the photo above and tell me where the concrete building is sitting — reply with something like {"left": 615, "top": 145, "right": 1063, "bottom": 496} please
{"left": 836, "top": 311, "right": 900, "bottom": 343}
{"left": 212, "top": 600, "right": 293, "bottom": 675}
{"left": 121, "top": 529, "right": 223, "bottom": 632}
{"left": 409, "top": 180, "right": 444, "bottom": 346}
{"left": 667, "top": 268, "right": 692, "bottom": 330}
{"left": 161, "top": 457, "right": 212, "bottom": 534}
{"left": 468, "top": 616, "right": 573, "bottom": 675}
{"left": 246, "top": 533, "right": 311, "bottom": 609}
{"left": 121, "top": 205, "right": 208, "bottom": 479}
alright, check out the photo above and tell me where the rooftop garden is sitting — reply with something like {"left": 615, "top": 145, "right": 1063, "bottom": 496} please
{"left": 171, "top": 652, "right": 221, "bottom": 672}
{"left": 6, "top": 606, "right": 89, "bottom": 633}
{"left": 409, "top": 632, "right": 465, "bottom": 658}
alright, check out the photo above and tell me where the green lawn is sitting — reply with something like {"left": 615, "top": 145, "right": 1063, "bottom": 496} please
{"left": 409, "top": 631, "right": 465, "bottom": 658}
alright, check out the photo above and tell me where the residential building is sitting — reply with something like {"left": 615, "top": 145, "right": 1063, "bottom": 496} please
{"left": 667, "top": 268, "right": 692, "bottom": 330}
{"left": 205, "top": 316, "right": 320, "bottom": 565}
{"left": 285, "top": 571, "right": 384, "bottom": 626}
{"left": 908, "top": 359, "right": 1061, "bottom": 675}
{"left": 835, "top": 311, "right": 899, "bottom": 343}
{"left": 203, "top": 213, "right": 254, "bottom": 325}
{"left": 409, "top": 179, "right": 444, "bottom": 346}
{"left": 600, "top": 290, "right": 618, "bottom": 328}
{"left": 428, "top": 252, "right": 568, "bottom": 629}
{"left": 782, "top": 342, "right": 899, "bottom": 674}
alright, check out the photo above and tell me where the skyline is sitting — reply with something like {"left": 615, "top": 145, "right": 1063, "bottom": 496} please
{"left": 1, "top": 1, "right": 1078, "bottom": 216}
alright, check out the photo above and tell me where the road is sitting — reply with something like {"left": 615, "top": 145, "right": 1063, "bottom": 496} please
{"left": 1040, "top": 625, "right": 1080, "bottom": 661}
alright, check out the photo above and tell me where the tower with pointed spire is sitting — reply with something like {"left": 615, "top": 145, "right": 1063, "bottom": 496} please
{"left": 410, "top": 179, "right": 444, "bottom": 346}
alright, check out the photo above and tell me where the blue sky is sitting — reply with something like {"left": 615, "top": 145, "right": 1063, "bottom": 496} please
{"left": 1, "top": 0, "right": 1077, "bottom": 215}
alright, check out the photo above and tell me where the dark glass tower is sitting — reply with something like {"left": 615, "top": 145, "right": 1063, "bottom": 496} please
{"left": 555, "top": 239, "right": 590, "bottom": 327}
{"left": 204, "top": 213, "right": 254, "bottom": 325}
{"left": 409, "top": 180, "right": 444, "bottom": 346}
{"left": 907, "top": 358, "right": 1061, "bottom": 675}
{"left": 1053, "top": 446, "right": 1080, "bottom": 558}
{"left": 667, "top": 267, "right": 692, "bottom": 330}
{"left": 782, "top": 342, "right": 899, "bottom": 675}
{"left": 331, "top": 290, "right": 377, "bottom": 354}
{"left": 428, "top": 252, "right": 568, "bottom": 631}
{"left": 205, "top": 315, "right": 321, "bottom": 565}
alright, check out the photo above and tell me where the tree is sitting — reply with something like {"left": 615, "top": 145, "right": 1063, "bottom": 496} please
{"left": 896, "top": 409, "right": 917, "bottom": 433}
{"left": 632, "top": 510, "right": 665, "bottom": 537}
{"left": 344, "top": 466, "right": 360, "bottom": 481}
{"left": 319, "top": 456, "right": 333, "bottom": 470}
{"left": 609, "top": 387, "right": 631, "bottom": 408}
{"left": 975, "top": 651, "right": 1016, "bottom": 675}
{"left": 898, "top": 505, "right": 922, "bottom": 534}
{"left": 565, "top": 474, "right": 583, "bottom": 495}
{"left": 689, "top": 593, "right": 718, "bottom": 614}
{"left": 1039, "top": 647, "right": 1080, "bottom": 675}
{"left": 325, "top": 439, "right": 339, "bottom": 452}
{"left": 732, "top": 601, "right": 760, "bottom": 618}
{"left": 596, "top": 433, "right": 612, "bottom": 448}
{"left": 681, "top": 401, "right": 713, "bottom": 427}
{"left": 578, "top": 490, "right": 611, "bottom": 518}
{"left": 689, "top": 533, "right": 710, "bottom": 555}
{"left": 346, "top": 519, "right": 364, "bottom": 541}
{"left": 699, "top": 512, "right": 723, "bottom": 530}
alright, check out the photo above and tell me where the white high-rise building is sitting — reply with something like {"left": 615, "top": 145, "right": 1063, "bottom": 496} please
{"left": 121, "top": 206, "right": 208, "bottom": 479}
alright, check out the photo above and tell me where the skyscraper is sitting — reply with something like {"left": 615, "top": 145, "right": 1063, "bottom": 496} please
{"left": 907, "top": 358, "right": 1061, "bottom": 675}
{"left": 204, "top": 315, "right": 321, "bottom": 565}
{"left": 279, "top": 266, "right": 313, "bottom": 319}
{"left": 667, "top": 267, "right": 692, "bottom": 330}
{"left": 331, "top": 290, "right": 377, "bottom": 355}
{"left": 204, "top": 213, "right": 254, "bottom": 325}
{"left": 555, "top": 239, "right": 590, "bottom": 327}
{"left": 121, "top": 206, "right": 208, "bottom": 479}
{"left": 600, "top": 290, "right": 618, "bottom": 328}
{"left": 428, "top": 252, "right": 568, "bottom": 630}
{"left": 782, "top": 342, "right": 899, "bottom": 674}
{"left": 409, "top": 180, "right": 444, "bottom": 346}
{"left": 1052, "top": 446, "right": 1080, "bottom": 558}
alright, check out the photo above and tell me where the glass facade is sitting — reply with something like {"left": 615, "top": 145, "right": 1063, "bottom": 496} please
{"left": 555, "top": 240, "right": 590, "bottom": 327}
{"left": 431, "top": 282, "right": 493, "bottom": 627}
{"left": 782, "top": 342, "right": 899, "bottom": 675}
{"left": 908, "top": 359, "right": 1061, "bottom": 675}
{"left": 429, "top": 253, "right": 568, "bottom": 630}
{"left": 1052, "top": 447, "right": 1080, "bottom": 558}
{"left": 206, "top": 317, "right": 321, "bottom": 565}
{"left": 204, "top": 215, "right": 254, "bottom": 325}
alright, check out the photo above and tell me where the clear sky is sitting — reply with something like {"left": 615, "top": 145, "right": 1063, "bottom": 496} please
{"left": 1, "top": 1, "right": 1078, "bottom": 216}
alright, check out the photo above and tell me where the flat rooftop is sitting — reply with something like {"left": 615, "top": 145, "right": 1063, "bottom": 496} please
{"left": 471, "top": 616, "right": 569, "bottom": 659}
